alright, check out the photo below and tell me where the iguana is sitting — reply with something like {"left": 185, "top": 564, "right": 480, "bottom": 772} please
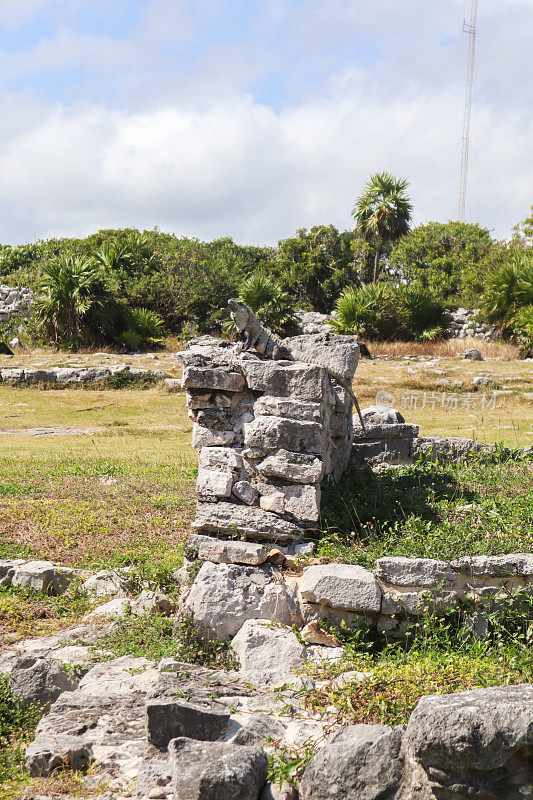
{"left": 228, "top": 299, "right": 366, "bottom": 432}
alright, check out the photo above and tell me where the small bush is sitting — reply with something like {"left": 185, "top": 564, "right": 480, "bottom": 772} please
{"left": 0, "top": 675, "right": 40, "bottom": 785}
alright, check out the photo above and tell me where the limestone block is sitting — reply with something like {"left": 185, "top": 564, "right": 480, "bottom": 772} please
{"left": 12, "top": 561, "right": 73, "bottom": 596}
{"left": 253, "top": 396, "right": 324, "bottom": 422}
{"left": 255, "top": 449, "right": 324, "bottom": 484}
{"left": 185, "top": 562, "right": 300, "bottom": 640}
{"left": 286, "top": 333, "right": 360, "bottom": 382}
{"left": 186, "top": 391, "right": 233, "bottom": 409}
{"left": 244, "top": 416, "right": 324, "bottom": 456}
{"left": 192, "top": 502, "right": 303, "bottom": 543}
{"left": 147, "top": 691, "right": 230, "bottom": 750}
{"left": 300, "top": 724, "right": 404, "bottom": 800}
{"left": 259, "top": 485, "right": 320, "bottom": 524}
{"left": 353, "top": 422, "right": 419, "bottom": 440}
{"left": 375, "top": 557, "right": 456, "bottom": 588}
{"left": 241, "top": 361, "right": 327, "bottom": 401}
{"left": 188, "top": 534, "right": 270, "bottom": 566}
{"left": 9, "top": 656, "right": 78, "bottom": 709}
{"left": 192, "top": 423, "right": 235, "bottom": 448}
{"left": 231, "top": 713, "right": 286, "bottom": 747}
{"left": 299, "top": 564, "right": 382, "bottom": 613}
{"left": 358, "top": 404, "right": 406, "bottom": 426}
{"left": 198, "top": 447, "right": 243, "bottom": 470}
{"left": 232, "top": 480, "right": 259, "bottom": 505}
{"left": 403, "top": 684, "right": 533, "bottom": 800}
{"left": 182, "top": 366, "right": 245, "bottom": 392}
{"left": 231, "top": 620, "right": 306, "bottom": 684}
{"left": 196, "top": 469, "right": 233, "bottom": 499}
{"left": 169, "top": 737, "right": 268, "bottom": 800}
{"left": 450, "top": 553, "right": 533, "bottom": 578}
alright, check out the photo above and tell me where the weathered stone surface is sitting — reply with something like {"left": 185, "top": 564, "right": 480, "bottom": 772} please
{"left": 253, "top": 396, "right": 324, "bottom": 422}
{"left": 11, "top": 561, "right": 73, "bottom": 595}
{"left": 299, "top": 564, "right": 382, "bottom": 612}
{"left": 196, "top": 468, "right": 234, "bottom": 499}
{"left": 81, "top": 569, "right": 130, "bottom": 597}
{"left": 262, "top": 783, "right": 298, "bottom": 800}
{"left": 26, "top": 735, "right": 93, "bottom": 777}
{"left": 255, "top": 449, "right": 324, "bottom": 484}
{"left": 231, "top": 620, "right": 306, "bottom": 684}
{"left": 241, "top": 361, "right": 327, "bottom": 401}
{"left": 350, "top": 438, "right": 412, "bottom": 467}
{"left": 244, "top": 416, "right": 324, "bottom": 456}
{"left": 192, "top": 502, "right": 303, "bottom": 543}
{"left": 259, "top": 484, "right": 320, "bottom": 524}
{"left": 192, "top": 423, "right": 236, "bottom": 448}
{"left": 147, "top": 694, "right": 230, "bottom": 751}
{"left": 185, "top": 562, "right": 300, "bottom": 641}
{"left": 169, "top": 737, "right": 268, "bottom": 800}
{"left": 353, "top": 422, "right": 419, "bottom": 440}
{"left": 375, "top": 557, "right": 455, "bottom": 588}
{"left": 188, "top": 534, "right": 270, "bottom": 565}
{"left": 25, "top": 656, "right": 159, "bottom": 778}
{"left": 301, "top": 621, "right": 341, "bottom": 647}
{"left": 132, "top": 590, "right": 175, "bottom": 616}
{"left": 231, "top": 713, "right": 286, "bottom": 746}
{"left": 10, "top": 656, "right": 78, "bottom": 709}
{"left": 136, "top": 756, "right": 173, "bottom": 799}
{"left": 462, "top": 348, "right": 483, "bottom": 360}
{"left": 450, "top": 553, "right": 533, "bottom": 577}
{"left": 403, "top": 684, "right": 533, "bottom": 800}
{"left": 358, "top": 405, "right": 406, "bottom": 426}
{"left": 412, "top": 435, "right": 490, "bottom": 463}
{"left": 198, "top": 446, "right": 243, "bottom": 470}
{"left": 300, "top": 724, "right": 404, "bottom": 800}
{"left": 0, "top": 558, "right": 26, "bottom": 586}
{"left": 232, "top": 480, "right": 259, "bottom": 505}
{"left": 286, "top": 332, "right": 360, "bottom": 382}
{"left": 86, "top": 598, "right": 131, "bottom": 619}
{"left": 182, "top": 366, "right": 245, "bottom": 392}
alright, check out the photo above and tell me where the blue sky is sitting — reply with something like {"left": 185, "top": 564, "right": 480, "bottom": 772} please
{"left": 1, "top": 0, "right": 532, "bottom": 244}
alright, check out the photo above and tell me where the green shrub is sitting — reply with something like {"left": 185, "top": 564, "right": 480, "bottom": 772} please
{"left": 480, "top": 252, "right": 533, "bottom": 343}
{"left": 0, "top": 674, "right": 39, "bottom": 785}
{"left": 328, "top": 282, "right": 445, "bottom": 340}
{"left": 230, "top": 272, "right": 297, "bottom": 336}
{"left": 114, "top": 307, "right": 167, "bottom": 350}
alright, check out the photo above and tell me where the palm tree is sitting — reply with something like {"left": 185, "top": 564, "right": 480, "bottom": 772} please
{"left": 352, "top": 172, "right": 412, "bottom": 282}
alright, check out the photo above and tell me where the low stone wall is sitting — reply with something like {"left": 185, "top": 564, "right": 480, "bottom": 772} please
{"left": 178, "top": 334, "right": 359, "bottom": 542}
{"left": 0, "top": 284, "right": 32, "bottom": 323}
{"left": 0, "top": 364, "right": 165, "bottom": 384}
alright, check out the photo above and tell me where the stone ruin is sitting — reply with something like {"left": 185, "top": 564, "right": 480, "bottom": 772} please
{"left": 178, "top": 332, "right": 361, "bottom": 546}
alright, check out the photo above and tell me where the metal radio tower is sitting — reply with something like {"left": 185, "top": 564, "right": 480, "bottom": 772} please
{"left": 459, "top": 0, "right": 478, "bottom": 220}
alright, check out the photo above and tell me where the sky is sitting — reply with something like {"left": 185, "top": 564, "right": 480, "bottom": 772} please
{"left": 0, "top": 0, "right": 532, "bottom": 246}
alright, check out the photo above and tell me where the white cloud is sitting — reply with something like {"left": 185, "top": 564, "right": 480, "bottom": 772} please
{"left": 0, "top": 71, "right": 530, "bottom": 246}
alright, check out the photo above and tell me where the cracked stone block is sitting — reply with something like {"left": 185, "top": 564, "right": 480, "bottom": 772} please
{"left": 255, "top": 449, "right": 324, "bottom": 484}
{"left": 182, "top": 366, "right": 245, "bottom": 392}
{"left": 192, "top": 502, "right": 303, "bottom": 543}
{"left": 146, "top": 693, "right": 230, "bottom": 750}
{"left": 231, "top": 620, "right": 306, "bottom": 684}
{"left": 188, "top": 535, "right": 270, "bottom": 566}
{"left": 241, "top": 361, "right": 327, "bottom": 401}
{"left": 198, "top": 447, "right": 243, "bottom": 470}
{"left": 11, "top": 561, "right": 74, "bottom": 596}
{"left": 244, "top": 416, "right": 324, "bottom": 456}
{"left": 375, "top": 557, "right": 456, "bottom": 588}
{"left": 196, "top": 469, "right": 234, "bottom": 499}
{"left": 299, "top": 564, "right": 382, "bottom": 613}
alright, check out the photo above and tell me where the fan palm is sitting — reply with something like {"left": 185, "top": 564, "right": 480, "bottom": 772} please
{"left": 352, "top": 172, "right": 412, "bottom": 282}
{"left": 236, "top": 272, "right": 296, "bottom": 335}
{"left": 35, "top": 255, "right": 115, "bottom": 346}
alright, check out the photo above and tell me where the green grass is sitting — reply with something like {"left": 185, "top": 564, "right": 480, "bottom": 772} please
{"left": 0, "top": 676, "right": 40, "bottom": 790}
{"left": 318, "top": 456, "right": 533, "bottom": 565}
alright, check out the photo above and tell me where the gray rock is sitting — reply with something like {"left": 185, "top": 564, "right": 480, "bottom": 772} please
{"left": 259, "top": 484, "right": 320, "bottom": 524}
{"left": 147, "top": 693, "right": 230, "bottom": 751}
{"left": 231, "top": 713, "right": 286, "bottom": 746}
{"left": 359, "top": 405, "right": 406, "bottom": 426}
{"left": 353, "top": 422, "right": 419, "bottom": 440}
{"left": 233, "top": 480, "right": 260, "bottom": 505}
{"left": 0, "top": 558, "right": 26, "bottom": 586}
{"left": 11, "top": 561, "right": 73, "bottom": 595}
{"left": 192, "top": 423, "right": 236, "bottom": 448}
{"left": 182, "top": 366, "right": 245, "bottom": 392}
{"left": 188, "top": 534, "right": 270, "bottom": 566}
{"left": 244, "top": 416, "right": 324, "bottom": 456}
{"left": 198, "top": 446, "right": 243, "bottom": 470}
{"left": 169, "top": 737, "right": 268, "bottom": 800}
{"left": 450, "top": 553, "right": 533, "bottom": 578}
{"left": 10, "top": 656, "right": 78, "bottom": 709}
{"left": 253, "top": 396, "right": 324, "bottom": 422}
{"left": 9, "top": 337, "right": 25, "bottom": 351}
{"left": 462, "top": 348, "right": 483, "bottom": 360}
{"left": 196, "top": 468, "right": 234, "bottom": 499}
{"left": 185, "top": 562, "right": 300, "bottom": 641}
{"left": 231, "top": 620, "right": 306, "bottom": 684}
{"left": 300, "top": 724, "right": 404, "bottom": 800}
{"left": 25, "top": 734, "right": 93, "bottom": 777}
{"left": 81, "top": 569, "right": 128, "bottom": 597}
{"left": 86, "top": 598, "right": 131, "bottom": 619}
{"left": 299, "top": 564, "right": 382, "bottom": 612}
{"left": 255, "top": 449, "right": 324, "bottom": 484}
{"left": 286, "top": 332, "right": 360, "bottom": 382}
{"left": 375, "top": 557, "right": 455, "bottom": 588}
{"left": 192, "top": 502, "right": 303, "bottom": 543}
{"left": 132, "top": 590, "right": 175, "bottom": 616}
{"left": 241, "top": 361, "right": 327, "bottom": 402}
{"left": 136, "top": 757, "right": 173, "bottom": 799}
{"left": 403, "top": 684, "right": 533, "bottom": 800}
{"left": 412, "top": 436, "right": 490, "bottom": 463}
{"left": 473, "top": 375, "right": 494, "bottom": 387}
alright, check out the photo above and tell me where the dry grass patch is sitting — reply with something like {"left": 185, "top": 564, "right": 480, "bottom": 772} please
{"left": 366, "top": 337, "right": 520, "bottom": 360}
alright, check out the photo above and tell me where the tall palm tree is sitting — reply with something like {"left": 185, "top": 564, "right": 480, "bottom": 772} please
{"left": 352, "top": 172, "right": 412, "bottom": 282}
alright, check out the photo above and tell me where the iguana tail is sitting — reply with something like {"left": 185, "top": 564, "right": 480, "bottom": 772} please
{"left": 325, "top": 367, "right": 367, "bottom": 435}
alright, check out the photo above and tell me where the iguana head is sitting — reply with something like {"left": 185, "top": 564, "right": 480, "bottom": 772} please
{"left": 228, "top": 299, "right": 250, "bottom": 332}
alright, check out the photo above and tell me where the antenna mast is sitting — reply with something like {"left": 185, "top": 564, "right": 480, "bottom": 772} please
{"left": 459, "top": 0, "right": 478, "bottom": 220}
